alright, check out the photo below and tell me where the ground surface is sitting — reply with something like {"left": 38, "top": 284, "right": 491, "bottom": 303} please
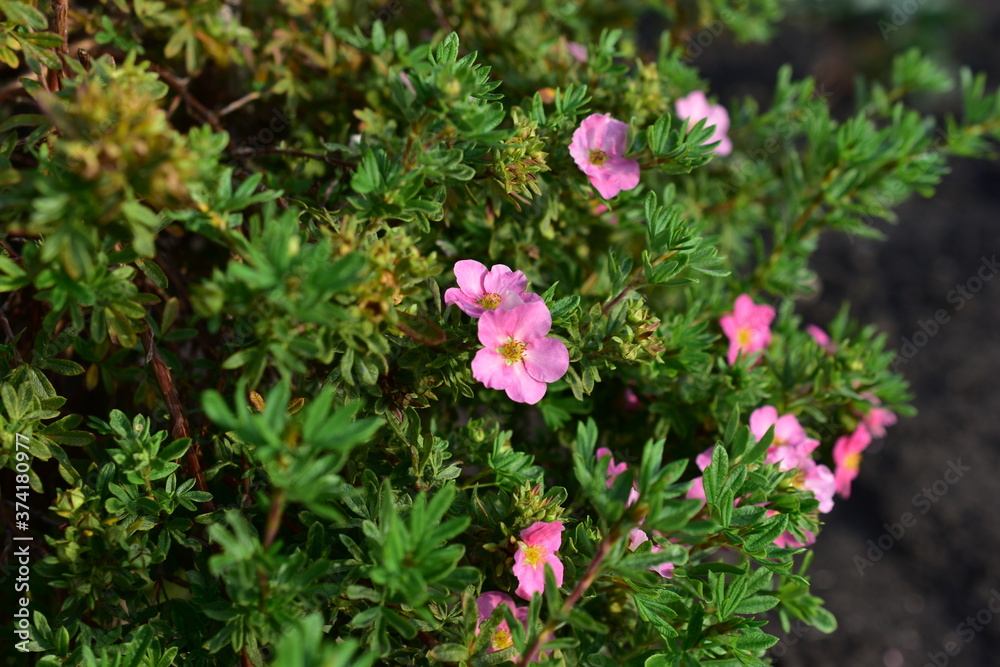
{"left": 696, "top": 1, "right": 1000, "bottom": 665}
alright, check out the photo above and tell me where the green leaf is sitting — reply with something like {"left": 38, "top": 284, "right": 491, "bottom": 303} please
{"left": 0, "top": 0, "right": 48, "bottom": 29}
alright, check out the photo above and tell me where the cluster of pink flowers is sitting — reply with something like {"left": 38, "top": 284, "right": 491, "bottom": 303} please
{"left": 474, "top": 520, "right": 564, "bottom": 660}
{"left": 750, "top": 406, "right": 836, "bottom": 516}
{"left": 475, "top": 591, "right": 531, "bottom": 658}
{"left": 686, "top": 406, "right": 836, "bottom": 548}
{"left": 832, "top": 394, "right": 897, "bottom": 499}
{"left": 719, "top": 294, "right": 776, "bottom": 365}
{"left": 445, "top": 260, "right": 569, "bottom": 404}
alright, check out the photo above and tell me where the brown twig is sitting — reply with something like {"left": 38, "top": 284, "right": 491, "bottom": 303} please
{"left": 149, "top": 65, "right": 224, "bottom": 133}
{"left": 218, "top": 92, "right": 262, "bottom": 117}
{"left": 231, "top": 146, "right": 356, "bottom": 168}
{"left": 262, "top": 488, "right": 286, "bottom": 549}
{"left": 140, "top": 327, "right": 215, "bottom": 508}
{"left": 45, "top": 0, "right": 69, "bottom": 91}
{"left": 0, "top": 298, "right": 24, "bottom": 364}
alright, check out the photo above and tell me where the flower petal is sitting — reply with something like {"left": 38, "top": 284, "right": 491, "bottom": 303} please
{"left": 523, "top": 337, "right": 569, "bottom": 383}
{"left": 503, "top": 362, "right": 549, "bottom": 404}
{"left": 507, "top": 300, "right": 553, "bottom": 341}
{"left": 471, "top": 349, "right": 509, "bottom": 390}
{"left": 513, "top": 553, "right": 546, "bottom": 600}
{"left": 444, "top": 287, "right": 485, "bottom": 317}
{"left": 521, "top": 521, "right": 563, "bottom": 552}
{"left": 477, "top": 591, "right": 516, "bottom": 625}
{"left": 476, "top": 307, "right": 513, "bottom": 347}
{"left": 481, "top": 265, "right": 521, "bottom": 294}
{"left": 454, "top": 260, "right": 488, "bottom": 297}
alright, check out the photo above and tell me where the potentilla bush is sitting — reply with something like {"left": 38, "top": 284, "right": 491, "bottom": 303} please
{"left": 1, "top": 0, "right": 999, "bottom": 665}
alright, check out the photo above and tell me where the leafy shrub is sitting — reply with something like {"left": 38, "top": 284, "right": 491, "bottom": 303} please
{"left": 2, "top": 0, "right": 999, "bottom": 665}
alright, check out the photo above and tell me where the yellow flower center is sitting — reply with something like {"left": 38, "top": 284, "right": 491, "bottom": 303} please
{"left": 588, "top": 149, "right": 608, "bottom": 166}
{"left": 478, "top": 292, "right": 503, "bottom": 309}
{"left": 522, "top": 543, "right": 548, "bottom": 567}
{"left": 491, "top": 626, "right": 513, "bottom": 650}
{"left": 499, "top": 337, "right": 527, "bottom": 365}
{"left": 790, "top": 469, "right": 806, "bottom": 488}
{"left": 845, "top": 452, "right": 861, "bottom": 473}
{"left": 737, "top": 327, "right": 753, "bottom": 347}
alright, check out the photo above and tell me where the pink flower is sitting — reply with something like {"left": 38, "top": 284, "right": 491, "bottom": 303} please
{"left": 596, "top": 447, "right": 628, "bottom": 488}
{"left": 593, "top": 202, "right": 619, "bottom": 225}
{"left": 675, "top": 90, "right": 732, "bottom": 156}
{"left": 860, "top": 393, "right": 897, "bottom": 438}
{"left": 597, "top": 447, "right": 641, "bottom": 506}
{"left": 749, "top": 406, "right": 819, "bottom": 472}
{"left": 627, "top": 529, "right": 675, "bottom": 578}
{"left": 833, "top": 425, "right": 872, "bottom": 498}
{"left": 567, "top": 41, "right": 588, "bottom": 63}
{"left": 622, "top": 386, "right": 640, "bottom": 410}
{"left": 768, "top": 510, "right": 817, "bottom": 548}
{"left": 719, "top": 294, "right": 776, "bottom": 365}
{"left": 793, "top": 458, "right": 836, "bottom": 513}
{"left": 444, "top": 260, "right": 543, "bottom": 318}
{"left": 684, "top": 446, "right": 715, "bottom": 503}
{"left": 472, "top": 301, "right": 569, "bottom": 405}
{"left": 513, "top": 521, "right": 564, "bottom": 599}
{"left": 569, "top": 113, "right": 641, "bottom": 199}
{"left": 476, "top": 592, "right": 530, "bottom": 656}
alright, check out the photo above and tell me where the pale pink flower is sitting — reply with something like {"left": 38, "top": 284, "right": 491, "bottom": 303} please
{"left": 398, "top": 71, "right": 416, "bottom": 95}
{"left": 684, "top": 446, "right": 715, "bottom": 503}
{"left": 597, "top": 447, "right": 640, "bottom": 506}
{"left": 675, "top": 90, "right": 732, "bottom": 156}
{"left": 749, "top": 406, "right": 818, "bottom": 472}
{"left": 444, "top": 260, "right": 543, "bottom": 318}
{"left": 860, "top": 393, "right": 897, "bottom": 438}
{"left": 472, "top": 301, "right": 569, "bottom": 405}
{"left": 513, "top": 521, "right": 564, "bottom": 599}
{"left": 833, "top": 424, "right": 872, "bottom": 498}
{"left": 719, "top": 294, "right": 776, "bottom": 365}
{"left": 622, "top": 386, "right": 640, "bottom": 410}
{"left": 567, "top": 41, "right": 588, "bottom": 63}
{"left": 476, "top": 592, "right": 530, "bottom": 656}
{"left": 794, "top": 458, "right": 836, "bottom": 513}
{"left": 569, "top": 113, "right": 641, "bottom": 199}
{"left": 627, "top": 529, "right": 675, "bottom": 578}
{"left": 774, "top": 528, "right": 815, "bottom": 549}
{"left": 768, "top": 510, "right": 817, "bottom": 548}
{"left": 596, "top": 447, "right": 628, "bottom": 488}
{"left": 593, "top": 202, "right": 619, "bottom": 225}
{"left": 807, "top": 324, "right": 837, "bottom": 354}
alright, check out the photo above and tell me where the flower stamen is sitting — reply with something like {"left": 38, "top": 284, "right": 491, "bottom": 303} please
{"left": 498, "top": 337, "right": 527, "bottom": 365}
{"left": 588, "top": 149, "right": 608, "bottom": 166}
{"left": 477, "top": 292, "right": 503, "bottom": 309}
{"left": 522, "top": 543, "right": 549, "bottom": 567}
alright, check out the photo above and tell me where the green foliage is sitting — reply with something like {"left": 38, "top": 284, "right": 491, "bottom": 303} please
{"left": 2, "top": 0, "right": 997, "bottom": 665}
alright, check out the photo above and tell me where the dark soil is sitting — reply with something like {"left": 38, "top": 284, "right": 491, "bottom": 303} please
{"left": 694, "top": 1, "right": 1000, "bottom": 665}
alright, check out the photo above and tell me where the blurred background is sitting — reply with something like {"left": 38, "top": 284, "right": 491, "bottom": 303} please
{"left": 686, "top": 0, "right": 1000, "bottom": 664}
